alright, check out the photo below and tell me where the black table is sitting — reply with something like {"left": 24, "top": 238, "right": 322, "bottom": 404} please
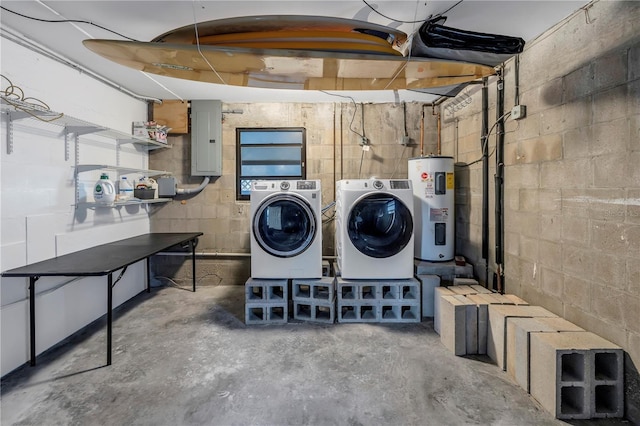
{"left": 1, "top": 232, "right": 203, "bottom": 367}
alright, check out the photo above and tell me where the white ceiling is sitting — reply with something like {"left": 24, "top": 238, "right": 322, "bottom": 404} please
{"left": 1, "top": 1, "right": 588, "bottom": 104}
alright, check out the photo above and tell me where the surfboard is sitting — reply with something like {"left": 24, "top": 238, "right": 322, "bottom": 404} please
{"left": 151, "top": 15, "right": 408, "bottom": 51}
{"left": 83, "top": 39, "right": 496, "bottom": 91}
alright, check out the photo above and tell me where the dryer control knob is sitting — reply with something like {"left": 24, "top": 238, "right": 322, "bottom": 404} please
{"left": 373, "top": 180, "right": 384, "bottom": 190}
{"left": 280, "top": 181, "right": 290, "bottom": 191}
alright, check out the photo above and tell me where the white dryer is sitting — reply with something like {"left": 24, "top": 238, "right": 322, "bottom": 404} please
{"left": 335, "top": 179, "right": 414, "bottom": 279}
{"left": 250, "top": 180, "right": 322, "bottom": 279}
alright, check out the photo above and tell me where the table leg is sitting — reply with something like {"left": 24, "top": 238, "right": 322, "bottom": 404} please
{"left": 191, "top": 239, "right": 196, "bottom": 293}
{"left": 29, "top": 276, "right": 37, "bottom": 366}
{"left": 107, "top": 273, "right": 113, "bottom": 366}
{"left": 146, "top": 257, "right": 151, "bottom": 293}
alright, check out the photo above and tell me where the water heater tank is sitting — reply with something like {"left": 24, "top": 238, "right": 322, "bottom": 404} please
{"left": 408, "top": 156, "right": 455, "bottom": 261}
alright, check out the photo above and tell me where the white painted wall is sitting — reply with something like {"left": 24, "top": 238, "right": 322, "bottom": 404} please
{"left": 1, "top": 39, "right": 155, "bottom": 376}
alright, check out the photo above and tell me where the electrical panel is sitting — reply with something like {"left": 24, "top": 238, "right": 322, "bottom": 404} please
{"left": 191, "top": 100, "right": 222, "bottom": 176}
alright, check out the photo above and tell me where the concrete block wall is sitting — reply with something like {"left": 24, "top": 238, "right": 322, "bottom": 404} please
{"left": 149, "top": 102, "right": 434, "bottom": 286}
{"left": 439, "top": 1, "right": 640, "bottom": 420}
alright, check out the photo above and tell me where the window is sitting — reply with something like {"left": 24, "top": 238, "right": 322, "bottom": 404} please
{"left": 236, "top": 128, "right": 306, "bottom": 200}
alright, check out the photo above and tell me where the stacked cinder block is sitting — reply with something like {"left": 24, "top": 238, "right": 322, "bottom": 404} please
{"left": 506, "top": 317, "right": 584, "bottom": 392}
{"left": 414, "top": 259, "right": 474, "bottom": 283}
{"left": 529, "top": 331, "right": 623, "bottom": 420}
{"left": 487, "top": 304, "right": 559, "bottom": 370}
{"left": 336, "top": 277, "right": 421, "bottom": 323}
{"left": 292, "top": 277, "right": 336, "bottom": 324}
{"left": 244, "top": 278, "right": 289, "bottom": 324}
{"left": 416, "top": 274, "right": 440, "bottom": 318}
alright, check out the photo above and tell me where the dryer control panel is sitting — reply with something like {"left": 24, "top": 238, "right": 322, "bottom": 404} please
{"left": 296, "top": 181, "right": 317, "bottom": 190}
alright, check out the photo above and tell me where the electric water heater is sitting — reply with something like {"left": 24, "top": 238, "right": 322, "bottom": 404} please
{"left": 408, "top": 156, "right": 455, "bottom": 261}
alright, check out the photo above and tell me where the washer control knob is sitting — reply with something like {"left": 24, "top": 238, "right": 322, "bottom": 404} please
{"left": 280, "top": 181, "right": 290, "bottom": 191}
{"left": 373, "top": 180, "right": 384, "bottom": 190}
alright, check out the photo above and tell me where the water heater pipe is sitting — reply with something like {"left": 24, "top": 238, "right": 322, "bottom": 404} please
{"left": 432, "top": 105, "right": 442, "bottom": 155}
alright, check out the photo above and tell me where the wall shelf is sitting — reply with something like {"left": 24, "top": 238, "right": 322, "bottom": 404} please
{"left": 1, "top": 96, "right": 172, "bottom": 156}
{"left": 79, "top": 198, "right": 173, "bottom": 209}
{"left": 75, "top": 164, "right": 170, "bottom": 177}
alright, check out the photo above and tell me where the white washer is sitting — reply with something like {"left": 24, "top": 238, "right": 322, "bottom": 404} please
{"left": 250, "top": 179, "right": 322, "bottom": 279}
{"left": 335, "top": 178, "right": 414, "bottom": 279}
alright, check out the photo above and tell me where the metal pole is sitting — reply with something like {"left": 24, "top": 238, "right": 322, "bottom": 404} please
{"left": 191, "top": 240, "right": 196, "bottom": 292}
{"left": 29, "top": 277, "right": 37, "bottom": 366}
{"left": 107, "top": 273, "right": 113, "bottom": 366}
{"left": 481, "top": 78, "right": 489, "bottom": 287}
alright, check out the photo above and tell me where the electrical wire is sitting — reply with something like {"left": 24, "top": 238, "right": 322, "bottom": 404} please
{"left": 458, "top": 110, "right": 512, "bottom": 167}
{"left": 361, "top": 0, "right": 430, "bottom": 23}
{"left": 1, "top": 74, "right": 64, "bottom": 122}
{"left": 0, "top": 5, "right": 139, "bottom": 41}
{"left": 191, "top": 1, "right": 226, "bottom": 85}
{"left": 320, "top": 91, "right": 366, "bottom": 139}
{"left": 390, "top": 145, "right": 408, "bottom": 178}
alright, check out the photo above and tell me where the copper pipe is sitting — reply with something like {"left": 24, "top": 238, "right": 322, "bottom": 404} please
{"left": 432, "top": 105, "right": 442, "bottom": 155}
{"left": 420, "top": 106, "right": 425, "bottom": 156}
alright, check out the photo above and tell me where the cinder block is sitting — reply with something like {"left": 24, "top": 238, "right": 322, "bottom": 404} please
{"left": 293, "top": 299, "right": 335, "bottom": 324}
{"left": 379, "top": 301, "right": 421, "bottom": 323}
{"left": 448, "top": 285, "right": 478, "bottom": 295}
{"left": 453, "top": 277, "right": 479, "bottom": 286}
{"left": 470, "top": 284, "right": 492, "bottom": 294}
{"left": 434, "top": 286, "right": 455, "bottom": 334}
{"left": 337, "top": 301, "right": 379, "bottom": 323}
{"left": 245, "top": 302, "right": 288, "bottom": 325}
{"left": 503, "top": 294, "right": 529, "bottom": 305}
{"left": 506, "top": 317, "right": 584, "bottom": 392}
{"left": 322, "top": 260, "right": 332, "bottom": 277}
{"left": 529, "top": 331, "right": 622, "bottom": 420}
{"left": 336, "top": 278, "right": 379, "bottom": 301}
{"left": 451, "top": 295, "right": 479, "bottom": 355}
{"left": 439, "top": 295, "right": 467, "bottom": 356}
{"left": 416, "top": 274, "right": 441, "bottom": 317}
{"left": 245, "top": 278, "right": 288, "bottom": 302}
{"left": 466, "top": 294, "right": 489, "bottom": 354}
{"left": 487, "top": 305, "right": 558, "bottom": 370}
{"left": 292, "top": 277, "right": 335, "bottom": 302}
{"left": 592, "top": 350, "right": 624, "bottom": 418}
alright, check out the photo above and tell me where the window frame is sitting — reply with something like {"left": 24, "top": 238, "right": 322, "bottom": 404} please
{"left": 236, "top": 127, "right": 307, "bottom": 200}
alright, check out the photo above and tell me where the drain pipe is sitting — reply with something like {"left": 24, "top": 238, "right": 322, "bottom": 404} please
{"left": 495, "top": 69, "right": 505, "bottom": 293}
{"left": 481, "top": 78, "right": 490, "bottom": 288}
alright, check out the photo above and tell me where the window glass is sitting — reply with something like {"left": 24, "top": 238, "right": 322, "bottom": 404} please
{"left": 237, "top": 128, "right": 306, "bottom": 199}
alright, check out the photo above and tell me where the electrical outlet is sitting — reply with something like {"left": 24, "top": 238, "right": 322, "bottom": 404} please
{"left": 511, "top": 105, "right": 527, "bottom": 120}
{"left": 360, "top": 136, "right": 369, "bottom": 146}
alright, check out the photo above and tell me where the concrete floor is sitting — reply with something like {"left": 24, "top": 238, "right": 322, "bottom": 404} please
{"left": 0, "top": 285, "right": 632, "bottom": 425}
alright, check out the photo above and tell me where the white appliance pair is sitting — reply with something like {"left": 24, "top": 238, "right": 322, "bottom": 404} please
{"left": 250, "top": 180, "right": 322, "bottom": 279}
{"left": 335, "top": 178, "right": 415, "bottom": 279}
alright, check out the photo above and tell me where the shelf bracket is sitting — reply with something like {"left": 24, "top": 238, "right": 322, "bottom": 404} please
{"left": 4, "top": 110, "right": 34, "bottom": 155}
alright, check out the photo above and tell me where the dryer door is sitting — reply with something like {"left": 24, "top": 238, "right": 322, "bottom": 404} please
{"left": 253, "top": 194, "right": 317, "bottom": 258}
{"left": 348, "top": 193, "right": 413, "bottom": 258}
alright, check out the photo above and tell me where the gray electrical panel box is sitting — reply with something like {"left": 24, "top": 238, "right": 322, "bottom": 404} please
{"left": 190, "top": 100, "right": 222, "bottom": 176}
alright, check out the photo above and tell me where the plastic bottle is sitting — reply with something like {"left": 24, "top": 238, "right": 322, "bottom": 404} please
{"left": 119, "top": 176, "right": 134, "bottom": 201}
{"left": 94, "top": 173, "right": 116, "bottom": 206}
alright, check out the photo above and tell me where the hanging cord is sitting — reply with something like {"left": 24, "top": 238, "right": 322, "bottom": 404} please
{"left": 0, "top": 5, "right": 140, "bottom": 41}
{"left": 1, "top": 74, "right": 63, "bottom": 122}
{"left": 459, "top": 110, "right": 512, "bottom": 167}
{"left": 192, "top": 1, "right": 226, "bottom": 85}
{"left": 320, "top": 91, "right": 366, "bottom": 139}
{"left": 383, "top": 0, "right": 422, "bottom": 90}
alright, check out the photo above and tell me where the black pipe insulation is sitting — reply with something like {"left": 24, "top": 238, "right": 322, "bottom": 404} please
{"left": 495, "top": 70, "right": 505, "bottom": 293}
{"left": 481, "top": 78, "right": 489, "bottom": 288}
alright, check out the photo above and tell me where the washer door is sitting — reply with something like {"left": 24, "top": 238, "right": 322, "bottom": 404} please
{"left": 348, "top": 193, "right": 413, "bottom": 258}
{"left": 253, "top": 194, "right": 317, "bottom": 258}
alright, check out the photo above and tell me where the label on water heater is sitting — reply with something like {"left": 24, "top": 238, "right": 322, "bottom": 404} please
{"left": 430, "top": 207, "right": 449, "bottom": 222}
{"left": 447, "top": 172, "right": 455, "bottom": 190}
